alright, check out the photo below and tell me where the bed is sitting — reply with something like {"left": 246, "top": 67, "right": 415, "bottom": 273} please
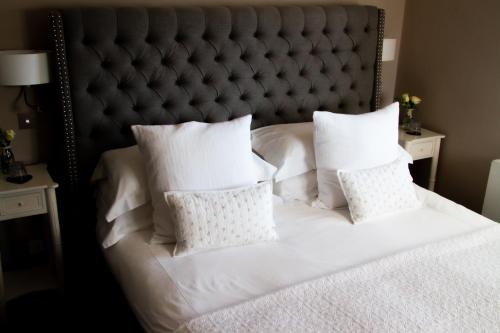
{"left": 103, "top": 189, "right": 496, "bottom": 331}
{"left": 48, "top": 5, "right": 500, "bottom": 333}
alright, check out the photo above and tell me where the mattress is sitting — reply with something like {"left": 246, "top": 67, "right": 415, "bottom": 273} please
{"left": 102, "top": 187, "right": 496, "bottom": 332}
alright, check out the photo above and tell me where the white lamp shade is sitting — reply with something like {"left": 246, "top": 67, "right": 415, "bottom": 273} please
{"left": 0, "top": 50, "right": 50, "bottom": 86}
{"left": 382, "top": 39, "right": 397, "bottom": 62}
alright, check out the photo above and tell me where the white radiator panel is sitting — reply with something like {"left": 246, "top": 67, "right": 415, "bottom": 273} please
{"left": 483, "top": 160, "right": 500, "bottom": 222}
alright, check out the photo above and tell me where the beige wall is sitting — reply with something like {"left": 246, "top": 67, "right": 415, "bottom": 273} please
{"left": 396, "top": 0, "right": 500, "bottom": 212}
{"left": 0, "top": 0, "right": 405, "bottom": 163}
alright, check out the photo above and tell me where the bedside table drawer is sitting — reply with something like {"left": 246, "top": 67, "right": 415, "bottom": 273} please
{"left": 407, "top": 141, "right": 435, "bottom": 160}
{"left": 0, "top": 190, "right": 47, "bottom": 219}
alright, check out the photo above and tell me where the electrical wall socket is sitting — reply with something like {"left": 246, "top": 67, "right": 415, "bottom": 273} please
{"left": 17, "top": 112, "right": 36, "bottom": 129}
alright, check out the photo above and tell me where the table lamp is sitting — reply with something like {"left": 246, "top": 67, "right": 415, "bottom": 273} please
{"left": 0, "top": 50, "right": 50, "bottom": 114}
{"left": 382, "top": 39, "right": 397, "bottom": 62}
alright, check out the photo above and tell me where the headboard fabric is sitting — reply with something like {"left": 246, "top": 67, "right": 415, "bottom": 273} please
{"left": 49, "top": 6, "right": 384, "bottom": 192}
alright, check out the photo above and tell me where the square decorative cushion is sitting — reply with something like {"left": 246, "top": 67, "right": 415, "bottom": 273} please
{"left": 314, "top": 102, "right": 400, "bottom": 209}
{"left": 338, "top": 158, "right": 421, "bottom": 223}
{"left": 132, "top": 115, "right": 257, "bottom": 244}
{"left": 165, "top": 182, "right": 277, "bottom": 256}
{"left": 251, "top": 122, "right": 315, "bottom": 182}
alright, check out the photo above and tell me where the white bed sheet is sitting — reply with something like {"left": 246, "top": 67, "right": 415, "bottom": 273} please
{"left": 102, "top": 187, "right": 496, "bottom": 332}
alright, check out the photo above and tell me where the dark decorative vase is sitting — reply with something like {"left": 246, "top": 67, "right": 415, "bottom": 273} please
{"left": 1, "top": 146, "right": 15, "bottom": 174}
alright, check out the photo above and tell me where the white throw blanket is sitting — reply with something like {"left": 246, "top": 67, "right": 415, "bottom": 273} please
{"left": 176, "top": 226, "right": 500, "bottom": 333}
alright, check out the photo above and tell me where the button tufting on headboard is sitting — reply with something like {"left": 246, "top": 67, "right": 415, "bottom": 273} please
{"left": 50, "top": 5, "right": 383, "bottom": 190}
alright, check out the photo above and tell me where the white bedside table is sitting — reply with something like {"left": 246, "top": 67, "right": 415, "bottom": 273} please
{"left": 0, "top": 164, "right": 63, "bottom": 320}
{"left": 399, "top": 127, "right": 445, "bottom": 191}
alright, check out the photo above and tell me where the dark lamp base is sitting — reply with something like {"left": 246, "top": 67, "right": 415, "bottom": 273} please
{"left": 6, "top": 174, "right": 33, "bottom": 184}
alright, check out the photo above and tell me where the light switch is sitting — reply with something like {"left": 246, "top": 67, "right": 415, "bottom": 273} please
{"left": 17, "top": 112, "right": 35, "bottom": 129}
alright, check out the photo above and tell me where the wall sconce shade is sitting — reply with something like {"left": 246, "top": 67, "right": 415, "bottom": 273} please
{"left": 382, "top": 39, "right": 397, "bottom": 62}
{"left": 0, "top": 50, "right": 50, "bottom": 86}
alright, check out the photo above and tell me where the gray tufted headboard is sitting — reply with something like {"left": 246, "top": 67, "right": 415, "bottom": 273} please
{"left": 49, "top": 6, "right": 384, "bottom": 192}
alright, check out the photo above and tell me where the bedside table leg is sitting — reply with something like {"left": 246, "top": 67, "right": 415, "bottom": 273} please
{"left": 46, "top": 188, "right": 64, "bottom": 291}
{"left": 0, "top": 252, "right": 5, "bottom": 323}
{"left": 429, "top": 140, "right": 442, "bottom": 191}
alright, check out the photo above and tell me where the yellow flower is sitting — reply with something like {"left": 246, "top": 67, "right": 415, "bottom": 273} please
{"left": 401, "top": 93, "right": 410, "bottom": 103}
{"left": 5, "top": 129, "right": 15, "bottom": 142}
{"left": 410, "top": 96, "right": 422, "bottom": 105}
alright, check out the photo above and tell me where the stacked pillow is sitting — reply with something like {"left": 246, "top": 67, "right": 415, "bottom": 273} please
{"left": 132, "top": 115, "right": 258, "bottom": 244}
{"left": 251, "top": 104, "right": 414, "bottom": 211}
{"left": 314, "top": 102, "right": 400, "bottom": 209}
{"left": 251, "top": 123, "right": 318, "bottom": 203}
{"left": 313, "top": 102, "right": 420, "bottom": 221}
{"left": 93, "top": 115, "right": 278, "bottom": 251}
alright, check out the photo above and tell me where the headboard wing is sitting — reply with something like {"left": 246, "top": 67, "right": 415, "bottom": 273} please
{"left": 50, "top": 6, "right": 383, "bottom": 191}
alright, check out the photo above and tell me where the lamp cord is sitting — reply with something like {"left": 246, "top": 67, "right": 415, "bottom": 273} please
{"left": 13, "top": 86, "right": 24, "bottom": 109}
{"left": 17, "top": 86, "right": 41, "bottom": 112}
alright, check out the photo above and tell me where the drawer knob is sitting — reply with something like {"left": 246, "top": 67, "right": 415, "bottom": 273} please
{"left": 17, "top": 202, "right": 23, "bottom": 207}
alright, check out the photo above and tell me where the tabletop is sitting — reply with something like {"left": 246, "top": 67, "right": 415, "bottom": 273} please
{"left": 398, "top": 128, "right": 445, "bottom": 143}
{"left": 0, "top": 164, "right": 58, "bottom": 194}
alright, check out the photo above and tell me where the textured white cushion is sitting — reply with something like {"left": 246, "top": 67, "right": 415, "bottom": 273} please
{"left": 338, "top": 158, "right": 421, "bottom": 223}
{"left": 132, "top": 115, "right": 257, "bottom": 244}
{"left": 314, "top": 102, "right": 400, "bottom": 209}
{"left": 252, "top": 122, "right": 315, "bottom": 182}
{"left": 165, "top": 182, "right": 278, "bottom": 256}
{"left": 274, "top": 170, "right": 318, "bottom": 203}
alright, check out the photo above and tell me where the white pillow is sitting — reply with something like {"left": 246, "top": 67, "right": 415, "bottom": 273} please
{"left": 338, "top": 158, "right": 421, "bottom": 223}
{"left": 165, "top": 182, "right": 277, "bottom": 256}
{"left": 274, "top": 170, "right": 318, "bottom": 203}
{"left": 96, "top": 203, "right": 152, "bottom": 248}
{"left": 91, "top": 145, "right": 149, "bottom": 222}
{"left": 132, "top": 115, "right": 257, "bottom": 244}
{"left": 314, "top": 102, "right": 400, "bottom": 209}
{"left": 399, "top": 146, "right": 413, "bottom": 164}
{"left": 252, "top": 122, "right": 315, "bottom": 182}
{"left": 253, "top": 154, "right": 278, "bottom": 182}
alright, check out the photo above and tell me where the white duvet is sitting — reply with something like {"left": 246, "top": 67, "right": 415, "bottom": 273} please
{"left": 103, "top": 186, "right": 497, "bottom": 332}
